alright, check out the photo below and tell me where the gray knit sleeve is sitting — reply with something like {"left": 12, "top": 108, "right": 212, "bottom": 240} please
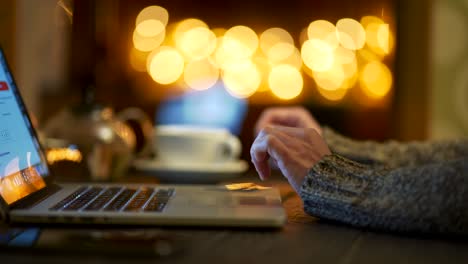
{"left": 322, "top": 127, "right": 468, "bottom": 168}
{"left": 300, "top": 154, "right": 468, "bottom": 235}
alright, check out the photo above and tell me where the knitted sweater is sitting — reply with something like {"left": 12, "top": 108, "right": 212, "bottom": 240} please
{"left": 300, "top": 127, "right": 468, "bottom": 235}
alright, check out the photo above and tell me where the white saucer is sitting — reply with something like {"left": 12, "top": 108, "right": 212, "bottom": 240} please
{"left": 132, "top": 159, "right": 249, "bottom": 183}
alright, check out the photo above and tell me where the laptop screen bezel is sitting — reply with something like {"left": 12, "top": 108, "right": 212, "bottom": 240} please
{"left": 0, "top": 46, "right": 55, "bottom": 207}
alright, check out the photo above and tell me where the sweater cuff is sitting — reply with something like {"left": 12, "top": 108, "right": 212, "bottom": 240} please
{"left": 299, "top": 154, "right": 374, "bottom": 203}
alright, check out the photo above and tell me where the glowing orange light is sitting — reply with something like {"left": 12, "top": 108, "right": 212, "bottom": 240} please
{"left": 359, "top": 61, "right": 392, "bottom": 99}
{"left": 336, "top": 18, "right": 366, "bottom": 50}
{"left": 301, "top": 39, "right": 334, "bottom": 72}
{"left": 148, "top": 46, "right": 185, "bottom": 85}
{"left": 222, "top": 60, "right": 261, "bottom": 98}
{"left": 183, "top": 59, "right": 219, "bottom": 90}
{"left": 269, "top": 64, "right": 303, "bottom": 100}
{"left": 307, "top": 20, "right": 339, "bottom": 49}
{"left": 136, "top": 5, "right": 169, "bottom": 27}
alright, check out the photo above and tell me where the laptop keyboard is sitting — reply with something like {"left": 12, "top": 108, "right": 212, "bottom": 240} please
{"left": 49, "top": 186, "right": 175, "bottom": 213}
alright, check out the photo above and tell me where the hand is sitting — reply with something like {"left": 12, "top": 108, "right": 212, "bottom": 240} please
{"left": 255, "top": 106, "right": 322, "bottom": 136}
{"left": 250, "top": 126, "right": 331, "bottom": 194}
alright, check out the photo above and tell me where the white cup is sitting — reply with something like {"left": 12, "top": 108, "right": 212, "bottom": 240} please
{"left": 153, "top": 125, "right": 241, "bottom": 165}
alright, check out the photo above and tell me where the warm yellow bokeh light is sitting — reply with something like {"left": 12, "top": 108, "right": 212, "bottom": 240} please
{"left": 136, "top": 19, "right": 165, "bottom": 37}
{"left": 360, "top": 16, "right": 383, "bottom": 28}
{"left": 214, "top": 37, "right": 252, "bottom": 70}
{"left": 277, "top": 46, "right": 302, "bottom": 69}
{"left": 183, "top": 59, "right": 219, "bottom": 90}
{"left": 133, "top": 28, "right": 165, "bottom": 52}
{"left": 317, "top": 87, "right": 348, "bottom": 102}
{"left": 136, "top": 5, "right": 169, "bottom": 27}
{"left": 301, "top": 39, "right": 334, "bottom": 72}
{"left": 269, "top": 64, "right": 303, "bottom": 100}
{"left": 148, "top": 46, "right": 185, "bottom": 85}
{"left": 307, "top": 20, "right": 339, "bottom": 49}
{"left": 260, "top": 27, "right": 294, "bottom": 57}
{"left": 313, "top": 62, "right": 346, "bottom": 91}
{"left": 312, "top": 46, "right": 358, "bottom": 91}
{"left": 176, "top": 27, "right": 217, "bottom": 61}
{"left": 336, "top": 18, "right": 366, "bottom": 50}
{"left": 360, "top": 61, "right": 392, "bottom": 99}
{"left": 129, "top": 48, "right": 148, "bottom": 72}
{"left": 334, "top": 47, "right": 358, "bottom": 89}
{"left": 377, "top": 24, "right": 391, "bottom": 54}
{"left": 267, "top": 42, "right": 296, "bottom": 64}
{"left": 357, "top": 48, "right": 381, "bottom": 62}
{"left": 224, "top": 25, "right": 259, "bottom": 58}
{"left": 334, "top": 46, "right": 356, "bottom": 65}
{"left": 222, "top": 60, "right": 261, "bottom": 98}
{"left": 363, "top": 16, "right": 393, "bottom": 56}
{"left": 173, "top": 18, "right": 208, "bottom": 45}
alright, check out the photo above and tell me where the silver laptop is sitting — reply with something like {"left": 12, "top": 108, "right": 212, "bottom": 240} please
{"left": 0, "top": 47, "right": 286, "bottom": 228}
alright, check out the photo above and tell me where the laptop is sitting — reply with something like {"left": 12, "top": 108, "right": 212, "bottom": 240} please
{"left": 0, "top": 47, "right": 286, "bottom": 228}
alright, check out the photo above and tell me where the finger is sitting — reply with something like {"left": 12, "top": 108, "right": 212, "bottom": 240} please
{"left": 255, "top": 109, "right": 301, "bottom": 135}
{"left": 250, "top": 131, "right": 289, "bottom": 180}
{"left": 254, "top": 109, "right": 279, "bottom": 134}
{"left": 274, "top": 126, "right": 323, "bottom": 139}
{"left": 250, "top": 141, "right": 270, "bottom": 180}
{"left": 251, "top": 145, "right": 270, "bottom": 181}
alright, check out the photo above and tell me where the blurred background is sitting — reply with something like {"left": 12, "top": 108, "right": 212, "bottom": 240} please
{"left": 0, "top": 0, "right": 466, "bottom": 161}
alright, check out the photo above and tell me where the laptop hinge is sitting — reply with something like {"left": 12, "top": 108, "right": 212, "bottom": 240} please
{"left": 10, "top": 183, "right": 62, "bottom": 210}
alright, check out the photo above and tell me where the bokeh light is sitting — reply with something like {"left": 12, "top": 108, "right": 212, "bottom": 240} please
{"left": 260, "top": 27, "right": 294, "bottom": 60}
{"left": 183, "top": 59, "right": 219, "bottom": 90}
{"left": 214, "top": 36, "right": 254, "bottom": 70}
{"left": 269, "top": 64, "right": 303, "bottom": 100}
{"left": 301, "top": 39, "right": 334, "bottom": 72}
{"left": 222, "top": 60, "right": 261, "bottom": 98}
{"left": 277, "top": 46, "right": 302, "bottom": 69}
{"left": 130, "top": 7, "right": 395, "bottom": 103}
{"left": 267, "top": 43, "right": 296, "bottom": 64}
{"left": 359, "top": 61, "right": 392, "bottom": 99}
{"left": 336, "top": 18, "right": 366, "bottom": 50}
{"left": 176, "top": 27, "right": 217, "bottom": 61}
{"left": 317, "top": 86, "right": 348, "bottom": 102}
{"left": 313, "top": 62, "right": 346, "bottom": 91}
{"left": 136, "top": 5, "right": 169, "bottom": 27}
{"left": 148, "top": 46, "right": 185, "bottom": 84}
{"left": 173, "top": 18, "right": 208, "bottom": 46}
{"left": 361, "top": 16, "right": 393, "bottom": 56}
{"left": 224, "top": 26, "right": 259, "bottom": 58}
{"left": 136, "top": 19, "right": 165, "bottom": 37}
{"left": 132, "top": 28, "right": 165, "bottom": 52}
{"left": 307, "top": 20, "right": 339, "bottom": 49}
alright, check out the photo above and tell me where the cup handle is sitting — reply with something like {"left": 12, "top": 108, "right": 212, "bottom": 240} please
{"left": 220, "top": 135, "right": 241, "bottom": 161}
{"left": 116, "top": 107, "right": 153, "bottom": 158}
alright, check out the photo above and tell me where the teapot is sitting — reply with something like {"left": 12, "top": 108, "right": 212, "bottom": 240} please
{"left": 42, "top": 104, "right": 153, "bottom": 181}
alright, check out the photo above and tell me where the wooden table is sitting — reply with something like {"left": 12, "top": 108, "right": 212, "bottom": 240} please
{"left": 1, "top": 171, "right": 468, "bottom": 264}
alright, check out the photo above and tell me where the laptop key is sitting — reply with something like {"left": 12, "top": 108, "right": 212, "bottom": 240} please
{"left": 103, "top": 188, "right": 137, "bottom": 211}
{"left": 154, "top": 188, "right": 175, "bottom": 198}
{"left": 83, "top": 187, "right": 122, "bottom": 211}
{"left": 144, "top": 197, "right": 167, "bottom": 212}
{"left": 63, "top": 187, "right": 103, "bottom": 211}
{"left": 124, "top": 187, "right": 154, "bottom": 212}
{"left": 49, "top": 186, "right": 88, "bottom": 211}
{"left": 144, "top": 188, "right": 175, "bottom": 212}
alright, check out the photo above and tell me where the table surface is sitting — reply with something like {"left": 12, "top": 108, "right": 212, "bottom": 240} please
{"left": 1, "top": 170, "right": 468, "bottom": 264}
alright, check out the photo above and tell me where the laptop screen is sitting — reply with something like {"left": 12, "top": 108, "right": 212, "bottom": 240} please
{"left": 0, "top": 48, "right": 49, "bottom": 205}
